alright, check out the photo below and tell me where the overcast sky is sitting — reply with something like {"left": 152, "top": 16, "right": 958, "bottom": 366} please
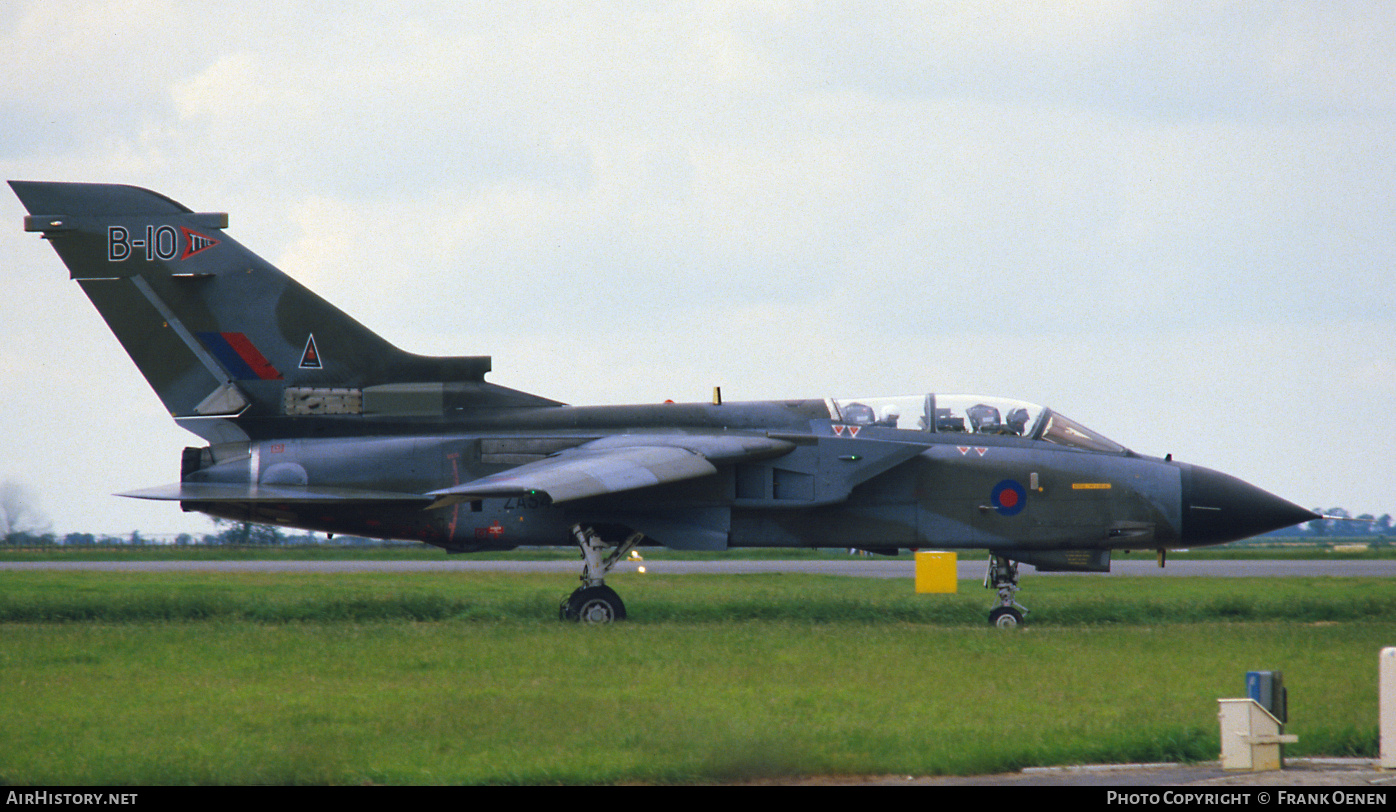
{"left": 2, "top": 1, "right": 1392, "bottom": 536}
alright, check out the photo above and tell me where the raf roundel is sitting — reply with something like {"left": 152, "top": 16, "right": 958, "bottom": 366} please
{"left": 990, "top": 479, "right": 1028, "bottom": 516}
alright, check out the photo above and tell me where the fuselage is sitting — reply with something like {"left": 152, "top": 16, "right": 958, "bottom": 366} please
{"left": 181, "top": 397, "right": 1310, "bottom": 563}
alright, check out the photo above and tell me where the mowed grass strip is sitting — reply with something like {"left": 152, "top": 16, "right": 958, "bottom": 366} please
{"left": 2, "top": 570, "right": 1394, "bottom": 625}
{"left": 0, "top": 571, "right": 1390, "bottom": 784}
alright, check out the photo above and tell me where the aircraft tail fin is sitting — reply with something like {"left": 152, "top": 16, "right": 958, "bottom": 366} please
{"left": 10, "top": 181, "right": 556, "bottom": 439}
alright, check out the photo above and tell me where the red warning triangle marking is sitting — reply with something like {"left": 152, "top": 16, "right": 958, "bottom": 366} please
{"left": 832, "top": 425, "right": 845, "bottom": 436}
{"left": 848, "top": 425, "right": 861, "bottom": 438}
{"left": 299, "top": 334, "right": 322, "bottom": 369}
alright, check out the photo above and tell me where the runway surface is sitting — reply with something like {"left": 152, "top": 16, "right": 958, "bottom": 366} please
{"left": 3, "top": 558, "right": 1395, "bottom": 578}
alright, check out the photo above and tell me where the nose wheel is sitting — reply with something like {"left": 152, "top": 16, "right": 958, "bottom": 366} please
{"left": 988, "top": 605, "right": 1024, "bottom": 628}
{"left": 985, "top": 554, "right": 1028, "bottom": 627}
{"left": 561, "top": 525, "right": 643, "bottom": 624}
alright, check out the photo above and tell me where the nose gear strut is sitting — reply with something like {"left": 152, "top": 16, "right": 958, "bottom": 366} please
{"left": 984, "top": 554, "right": 1028, "bottom": 627}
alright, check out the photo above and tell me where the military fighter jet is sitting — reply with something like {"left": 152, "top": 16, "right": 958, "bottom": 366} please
{"left": 10, "top": 181, "right": 1319, "bottom": 625}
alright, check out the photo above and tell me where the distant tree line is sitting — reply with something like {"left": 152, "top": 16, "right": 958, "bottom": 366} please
{"left": 1, "top": 519, "right": 408, "bottom": 548}
{"left": 1263, "top": 508, "right": 1393, "bottom": 540}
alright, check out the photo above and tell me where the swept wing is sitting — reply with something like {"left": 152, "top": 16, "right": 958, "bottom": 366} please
{"left": 428, "top": 434, "right": 795, "bottom": 507}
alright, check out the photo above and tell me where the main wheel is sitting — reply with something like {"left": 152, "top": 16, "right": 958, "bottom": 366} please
{"left": 989, "top": 606, "right": 1023, "bottom": 628}
{"left": 561, "top": 585, "right": 627, "bottom": 623}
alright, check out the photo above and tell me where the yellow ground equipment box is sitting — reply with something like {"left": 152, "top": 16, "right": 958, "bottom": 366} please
{"left": 914, "top": 551, "right": 958, "bottom": 593}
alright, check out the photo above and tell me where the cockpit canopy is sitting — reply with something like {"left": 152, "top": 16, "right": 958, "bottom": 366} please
{"left": 829, "top": 394, "right": 1126, "bottom": 454}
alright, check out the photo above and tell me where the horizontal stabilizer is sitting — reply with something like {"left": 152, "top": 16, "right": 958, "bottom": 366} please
{"left": 120, "top": 482, "right": 432, "bottom": 503}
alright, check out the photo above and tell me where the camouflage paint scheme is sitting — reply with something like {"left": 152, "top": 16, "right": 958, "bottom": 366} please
{"left": 11, "top": 181, "right": 1317, "bottom": 621}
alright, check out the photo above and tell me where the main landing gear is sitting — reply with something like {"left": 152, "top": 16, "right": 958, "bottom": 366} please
{"left": 560, "top": 524, "right": 643, "bottom": 624}
{"left": 984, "top": 554, "right": 1028, "bottom": 628}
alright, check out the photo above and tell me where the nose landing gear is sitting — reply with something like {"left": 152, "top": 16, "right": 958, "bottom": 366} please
{"left": 985, "top": 554, "right": 1027, "bottom": 627}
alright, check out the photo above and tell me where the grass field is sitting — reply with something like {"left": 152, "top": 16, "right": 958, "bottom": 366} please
{"left": 0, "top": 570, "right": 1390, "bottom": 784}
{"left": 1, "top": 539, "right": 1393, "bottom": 562}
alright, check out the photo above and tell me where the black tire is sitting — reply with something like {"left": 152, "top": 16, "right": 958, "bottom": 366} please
{"left": 989, "top": 606, "right": 1023, "bottom": 628}
{"left": 561, "top": 585, "right": 627, "bottom": 623}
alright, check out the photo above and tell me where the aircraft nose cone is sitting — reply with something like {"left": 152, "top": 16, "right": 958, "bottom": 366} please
{"left": 1181, "top": 464, "right": 1319, "bottom": 545}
